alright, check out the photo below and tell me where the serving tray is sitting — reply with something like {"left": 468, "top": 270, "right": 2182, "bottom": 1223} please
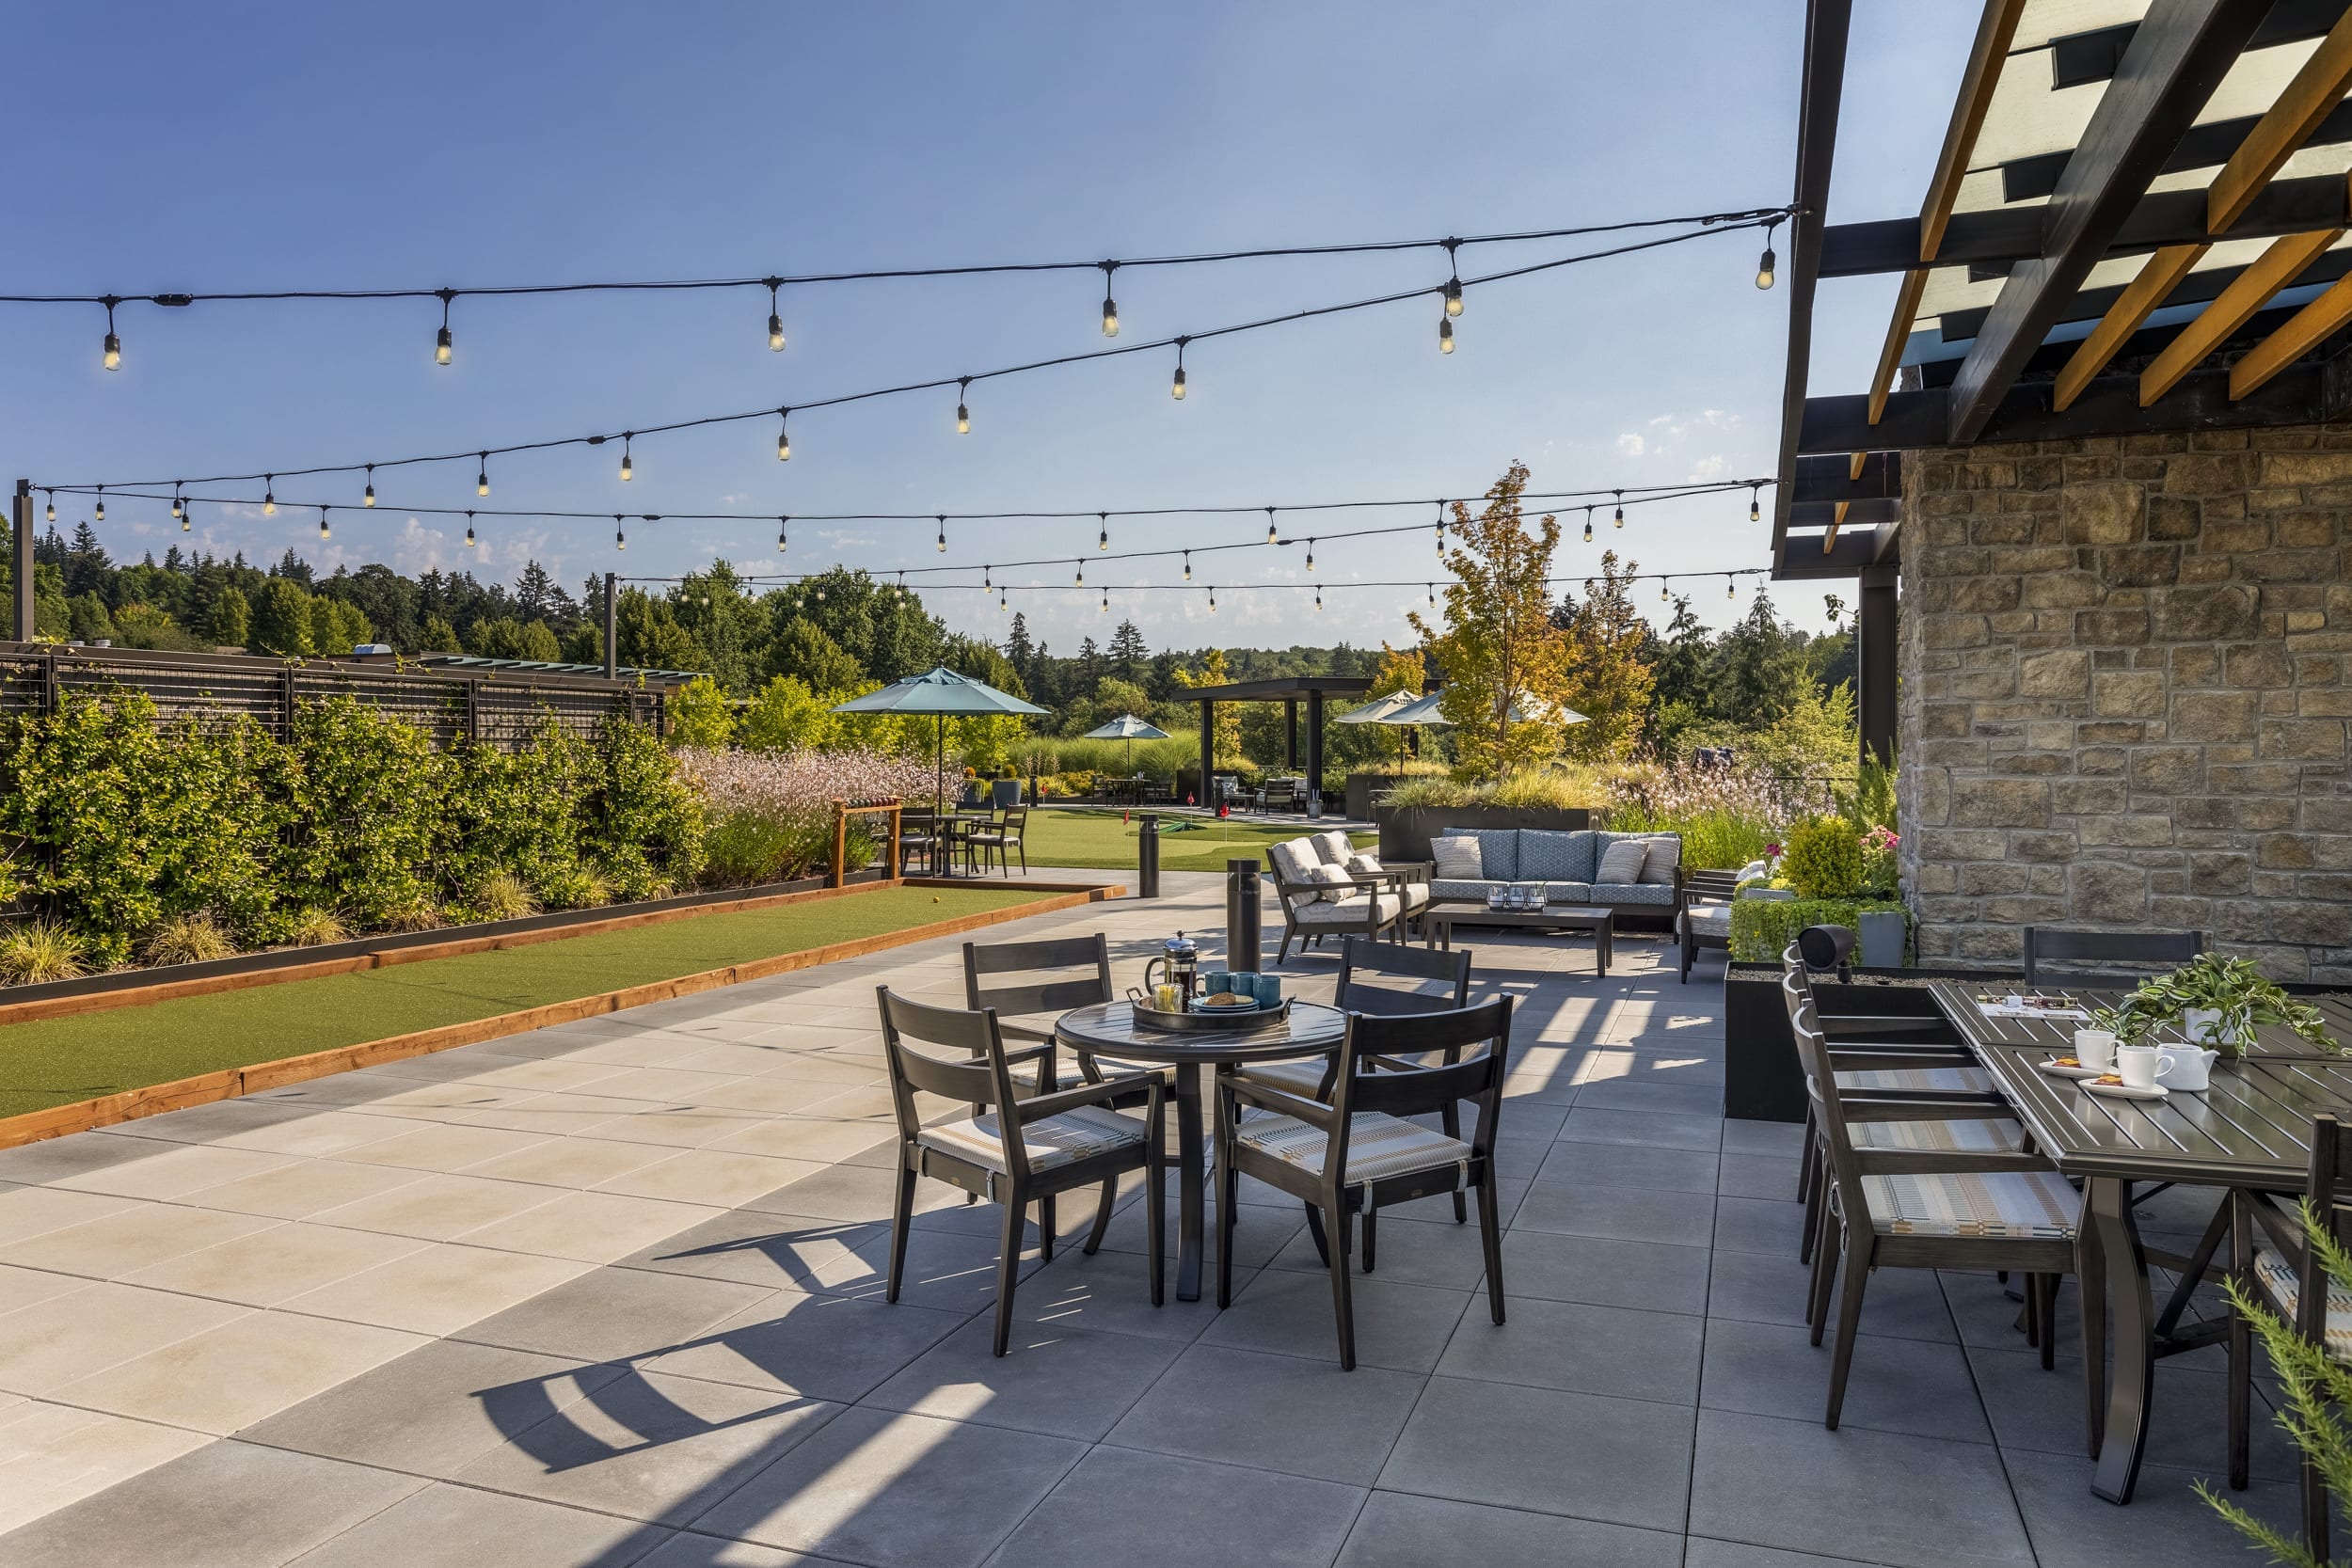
{"left": 1129, "top": 996, "right": 1292, "bottom": 1033}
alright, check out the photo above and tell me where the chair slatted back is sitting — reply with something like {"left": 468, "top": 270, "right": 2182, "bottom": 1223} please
{"left": 874, "top": 988, "right": 1034, "bottom": 1168}
{"left": 1787, "top": 992, "right": 1877, "bottom": 1237}
{"left": 2021, "top": 927, "right": 2204, "bottom": 990}
{"left": 1325, "top": 999, "right": 1514, "bottom": 1164}
{"left": 2290, "top": 1114, "right": 2352, "bottom": 1345}
{"left": 1335, "top": 937, "right": 1472, "bottom": 1017}
{"left": 963, "top": 934, "right": 1112, "bottom": 1018}
{"left": 1684, "top": 869, "right": 1741, "bottom": 900}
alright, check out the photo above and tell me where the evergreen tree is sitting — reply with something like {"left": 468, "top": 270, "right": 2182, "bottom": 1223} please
{"left": 1076, "top": 637, "right": 1103, "bottom": 698}
{"left": 767, "top": 615, "right": 863, "bottom": 692}
{"left": 417, "top": 612, "right": 460, "bottom": 653}
{"left": 65, "top": 523, "right": 111, "bottom": 599}
{"left": 272, "top": 548, "right": 314, "bottom": 589}
{"left": 1107, "top": 619, "right": 1148, "bottom": 682}
{"left": 210, "top": 586, "right": 251, "bottom": 648}
{"left": 1003, "top": 613, "right": 1036, "bottom": 680}
{"left": 1709, "top": 591, "right": 1813, "bottom": 727}
{"left": 616, "top": 588, "right": 704, "bottom": 673}
{"left": 559, "top": 619, "right": 603, "bottom": 666}
{"left": 513, "top": 560, "right": 573, "bottom": 623}
{"left": 249, "top": 578, "right": 314, "bottom": 657}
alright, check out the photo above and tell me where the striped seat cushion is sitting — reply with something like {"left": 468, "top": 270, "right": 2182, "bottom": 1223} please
{"left": 1859, "top": 1168, "right": 2079, "bottom": 1240}
{"left": 1678, "top": 906, "right": 1731, "bottom": 938}
{"left": 1236, "top": 1109, "right": 1473, "bottom": 1188}
{"left": 2251, "top": 1239, "right": 2352, "bottom": 1362}
{"left": 1852, "top": 1117, "right": 2025, "bottom": 1153}
{"left": 918, "top": 1104, "right": 1146, "bottom": 1174}
{"left": 1838, "top": 1067, "right": 1993, "bottom": 1094}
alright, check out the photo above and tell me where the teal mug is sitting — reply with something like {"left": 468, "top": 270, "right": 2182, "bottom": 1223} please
{"left": 1201, "top": 970, "right": 1232, "bottom": 995}
{"left": 1252, "top": 974, "right": 1282, "bottom": 1007}
{"left": 1228, "top": 972, "right": 1258, "bottom": 1006}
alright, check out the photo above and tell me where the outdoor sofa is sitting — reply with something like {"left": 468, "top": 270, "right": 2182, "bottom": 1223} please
{"left": 1421, "top": 826, "right": 1685, "bottom": 926}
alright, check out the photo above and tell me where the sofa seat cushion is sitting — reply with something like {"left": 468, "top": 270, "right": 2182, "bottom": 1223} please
{"left": 1593, "top": 881, "right": 1676, "bottom": 906}
{"left": 1397, "top": 882, "right": 1431, "bottom": 911}
{"left": 1447, "top": 828, "right": 1519, "bottom": 881}
{"left": 1541, "top": 881, "right": 1595, "bottom": 904}
{"left": 1678, "top": 906, "right": 1731, "bottom": 939}
{"left": 1518, "top": 830, "right": 1597, "bottom": 883}
{"left": 1430, "top": 879, "right": 1495, "bottom": 901}
{"left": 1290, "top": 891, "right": 1405, "bottom": 927}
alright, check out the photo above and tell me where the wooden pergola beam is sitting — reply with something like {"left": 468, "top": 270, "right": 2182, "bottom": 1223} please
{"left": 2053, "top": 243, "right": 2210, "bottom": 410}
{"left": 2208, "top": 8, "right": 2352, "bottom": 230}
{"left": 2231, "top": 268, "right": 2352, "bottom": 396}
{"left": 2139, "top": 227, "right": 2341, "bottom": 404}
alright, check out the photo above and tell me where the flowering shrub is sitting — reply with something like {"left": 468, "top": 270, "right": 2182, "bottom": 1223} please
{"left": 677, "top": 747, "right": 932, "bottom": 886}
{"left": 1781, "top": 816, "right": 1867, "bottom": 899}
{"left": 1858, "top": 823, "right": 1899, "bottom": 894}
{"left": 1597, "top": 762, "right": 1819, "bottom": 870}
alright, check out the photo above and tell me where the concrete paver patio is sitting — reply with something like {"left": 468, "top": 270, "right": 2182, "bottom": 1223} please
{"left": 0, "top": 871, "right": 2306, "bottom": 1565}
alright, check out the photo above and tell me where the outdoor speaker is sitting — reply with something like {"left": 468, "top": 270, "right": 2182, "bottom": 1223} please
{"left": 1796, "top": 924, "right": 1856, "bottom": 974}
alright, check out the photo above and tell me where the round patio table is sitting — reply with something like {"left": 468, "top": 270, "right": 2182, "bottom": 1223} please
{"left": 1055, "top": 999, "right": 1346, "bottom": 1302}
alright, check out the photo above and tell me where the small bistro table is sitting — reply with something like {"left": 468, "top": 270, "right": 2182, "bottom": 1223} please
{"left": 1054, "top": 999, "right": 1346, "bottom": 1302}
{"left": 1927, "top": 978, "right": 2352, "bottom": 1504}
{"left": 1422, "top": 902, "right": 1613, "bottom": 976}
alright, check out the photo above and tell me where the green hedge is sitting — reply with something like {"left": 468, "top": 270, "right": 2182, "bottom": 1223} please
{"left": 0, "top": 690, "right": 704, "bottom": 966}
{"left": 1728, "top": 895, "right": 1909, "bottom": 964}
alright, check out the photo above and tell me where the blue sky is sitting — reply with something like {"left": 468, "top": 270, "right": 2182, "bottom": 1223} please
{"left": 8, "top": 1, "right": 1975, "bottom": 653}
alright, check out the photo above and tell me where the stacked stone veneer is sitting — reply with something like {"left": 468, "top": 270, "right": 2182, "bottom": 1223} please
{"left": 1898, "top": 427, "right": 2352, "bottom": 981}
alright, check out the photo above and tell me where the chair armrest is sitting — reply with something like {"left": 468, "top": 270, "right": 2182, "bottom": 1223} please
{"left": 998, "top": 1037, "right": 1056, "bottom": 1064}
{"left": 1013, "top": 1072, "right": 1163, "bottom": 1122}
{"left": 996, "top": 1020, "right": 1057, "bottom": 1045}
{"left": 1225, "top": 1069, "right": 1339, "bottom": 1130}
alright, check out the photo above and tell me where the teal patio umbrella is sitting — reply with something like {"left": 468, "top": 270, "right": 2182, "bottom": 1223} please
{"left": 1079, "top": 713, "right": 1170, "bottom": 772}
{"left": 831, "top": 665, "right": 1048, "bottom": 814}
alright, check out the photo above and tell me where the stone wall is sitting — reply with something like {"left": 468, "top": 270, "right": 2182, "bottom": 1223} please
{"left": 1897, "top": 426, "right": 2352, "bottom": 981}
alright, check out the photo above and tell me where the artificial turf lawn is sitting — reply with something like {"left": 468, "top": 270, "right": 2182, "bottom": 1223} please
{"left": 0, "top": 884, "right": 1060, "bottom": 1119}
{"left": 1020, "top": 808, "right": 1315, "bottom": 871}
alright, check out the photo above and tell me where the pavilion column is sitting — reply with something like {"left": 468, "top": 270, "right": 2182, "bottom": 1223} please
{"left": 1284, "top": 700, "right": 1298, "bottom": 769}
{"left": 1198, "top": 699, "right": 1216, "bottom": 805}
{"left": 1857, "top": 562, "right": 1897, "bottom": 767}
{"left": 1304, "top": 689, "right": 1325, "bottom": 816}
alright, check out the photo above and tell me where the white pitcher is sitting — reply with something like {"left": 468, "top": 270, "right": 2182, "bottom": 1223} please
{"left": 2157, "top": 1045, "right": 2218, "bottom": 1092}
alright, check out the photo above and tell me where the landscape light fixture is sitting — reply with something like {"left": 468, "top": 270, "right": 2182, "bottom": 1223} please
{"left": 956, "top": 377, "right": 972, "bottom": 434}
{"left": 102, "top": 297, "right": 121, "bottom": 371}
{"left": 619, "top": 434, "right": 634, "bottom": 482}
{"left": 1661, "top": 580, "right": 1669, "bottom": 602}
{"left": 999, "top": 589, "right": 1008, "bottom": 611}
{"left": 1426, "top": 583, "right": 1436, "bottom": 607}
{"left": 1756, "top": 220, "right": 1778, "bottom": 291}
{"left": 436, "top": 289, "right": 454, "bottom": 365}
{"left": 1171, "top": 337, "right": 1188, "bottom": 399}
{"left": 766, "top": 279, "right": 786, "bottom": 351}
{"left": 776, "top": 408, "right": 791, "bottom": 461}
{"left": 1313, "top": 586, "right": 1323, "bottom": 612}
{"left": 476, "top": 453, "right": 490, "bottom": 497}
{"left": 1100, "top": 262, "right": 1119, "bottom": 338}
{"left": 1101, "top": 589, "right": 1109, "bottom": 613}
{"left": 1727, "top": 576, "right": 1736, "bottom": 598}
{"left": 363, "top": 465, "right": 376, "bottom": 507}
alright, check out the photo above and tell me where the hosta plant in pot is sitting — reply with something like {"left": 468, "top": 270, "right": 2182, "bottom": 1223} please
{"left": 2119, "top": 954, "right": 2337, "bottom": 1062}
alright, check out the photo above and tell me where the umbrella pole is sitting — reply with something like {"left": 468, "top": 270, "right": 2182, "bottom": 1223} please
{"left": 935, "top": 715, "right": 945, "bottom": 818}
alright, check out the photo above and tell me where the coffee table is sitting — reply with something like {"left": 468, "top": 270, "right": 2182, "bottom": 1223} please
{"left": 1422, "top": 901, "right": 1613, "bottom": 975}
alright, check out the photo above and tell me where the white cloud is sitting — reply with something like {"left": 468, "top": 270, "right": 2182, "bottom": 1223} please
{"left": 1688, "top": 454, "right": 1727, "bottom": 479}
{"left": 1613, "top": 433, "right": 1645, "bottom": 458}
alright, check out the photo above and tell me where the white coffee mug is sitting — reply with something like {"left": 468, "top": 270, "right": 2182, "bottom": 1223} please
{"left": 2116, "top": 1043, "right": 2174, "bottom": 1091}
{"left": 2074, "top": 1029, "right": 2118, "bottom": 1072}
{"left": 2158, "top": 1046, "right": 2217, "bottom": 1092}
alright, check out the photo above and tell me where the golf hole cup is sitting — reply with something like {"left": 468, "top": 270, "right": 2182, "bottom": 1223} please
{"left": 2073, "top": 1028, "right": 2118, "bottom": 1073}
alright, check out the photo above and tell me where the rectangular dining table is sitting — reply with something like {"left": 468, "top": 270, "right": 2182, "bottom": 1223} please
{"left": 1926, "top": 978, "right": 2351, "bottom": 1504}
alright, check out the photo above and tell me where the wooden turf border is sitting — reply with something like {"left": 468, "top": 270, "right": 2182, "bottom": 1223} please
{"left": 0, "top": 881, "right": 1120, "bottom": 1149}
{"left": 0, "top": 876, "right": 1119, "bottom": 1028}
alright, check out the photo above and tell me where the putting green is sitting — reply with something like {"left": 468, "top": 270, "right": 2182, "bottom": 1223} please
{"left": 0, "top": 884, "right": 1060, "bottom": 1120}
{"left": 1022, "top": 808, "right": 1321, "bottom": 872}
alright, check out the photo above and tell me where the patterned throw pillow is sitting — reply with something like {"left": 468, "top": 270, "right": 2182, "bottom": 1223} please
{"left": 1311, "top": 831, "right": 1356, "bottom": 865}
{"left": 1346, "top": 852, "right": 1385, "bottom": 877}
{"left": 1301, "top": 863, "right": 1357, "bottom": 902}
{"left": 1268, "top": 838, "right": 1321, "bottom": 886}
{"left": 1638, "top": 835, "right": 1681, "bottom": 885}
{"left": 1431, "top": 836, "right": 1484, "bottom": 881}
{"left": 1595, "top": 838, "right": 1650, "bottom": 886}
{"left": 1518, "top": 831, "right": 1581, "bottom": 882}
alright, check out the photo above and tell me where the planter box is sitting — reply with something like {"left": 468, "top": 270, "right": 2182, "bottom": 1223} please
{"left": 992, "top": 779, "right": 1023, "bottom": 809}
{"left": 1372, "top": 803, "right": 1593, "bottom": 865}
{"left": 1345, "top": 773, "right": 1416, "bottom": 821}
{"left": 1723, "top": 960, "right": 1995, "bottom": 1122}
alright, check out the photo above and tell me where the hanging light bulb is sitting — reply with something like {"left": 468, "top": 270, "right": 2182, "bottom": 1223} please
{"left": 1099, "top": 261, "right": 1119, "bottom": 338}
{"left": 1661, "top": 580, "right": 1670, "bottom": 602}
{"left": 1074, "top": 561, "right": 1084, "bottom": 587}
{"left": 1436, "top": 501, "right": 1446, "bottom": 558}
{"left": 1306, "top": 538, "right": 1316, "bottom": 572}
{"left": 1438, "top": 316, "right": 1454, "bottom": 354}
{"left": 1613, "top": 491, "right": 1625, "bottom": 529}
{"left": 937, "top": 515, "right": 948, "bottom": 553}
{"left": 1000, "top": 589, "right": 1008, "bottom": 612}
{"left": 775, "top": 407, "right": 791, "bottom": 461}
{"left": 476, "top": 453, "right": 490, "bottom": 497}
{"left": 1183, "top": 549, "right": 1191, "bottom": 581}
{"left": 1727, "top": 576, "right": 1737, "bottom": 599}
{"left": 615, "top": 515, "right": 627, "bottom": 551}
{"left": 1171, "top": 336, "right": 1189, "bottom": 400}
{"left": 777, "top": 515, "right": 788, "bottom": 554}
{"left": 1427, "top": 582, "right": 1436, "bottom": 607}
{"left": 619, "top": 434, "right": 634, "bottom": 482}
{"left": 1101, "top": 589, "right": 1109, "bottom": 613}
{"left": 1313, "top": 586, "right": 1323, "bottom": 612}
{"left": 318, "top": 507, "right": 331, "bottom": 542}
{"left": 262, "top": 477, "right": 274, "bottom": 516}
{"left": 94, "top": 486, "right": 105, "bottom": 522}
{"left": 1749, "top": 484, "right": 1761, "bottom": 523}
{"left": 1441, "top": 238, "right": 1464, "bottom": 317}
{"left": 170, "top": 484, "right": 183, "bottom": 520}
{"left": 1582, "top": 507, "right": 1594, "bottom": 545}
{"left": 897, "top": 571, "right": 907, "bottom": 601}
{"left": 44, "top": 491, "right": 55, "bottom": 523}
{"left": 363, "top": 466, "right": 376, "bottom": 508}
{"left": 436, "top": 289, "right": 454, "bottom": 365}
{"left": 1209, "top": 586, "right": 1217, "bottom": 614}
{"left": 766, "top": 279, "right": 786, "bottom": 351}
{"left": 1756, "top": 221, "right": 1779, "bottom": 290}
{"left": 1098, "top": 513, "right": 1109, "bottom": 551}
{"left": 956, "top": 377, "right": 971, "bottom": 435}
{"left": 984, "top": 565, "right": 993, "bottom": 590}
{"left": 102, "top": 296, "right": 121, "bottom": 371}
{"left": 181, "top": 501, "right": 192, "bottom": 533}
{"left": 1265, "top": 507, "right": 1278, "bottom": 546}
{"left": 465, "top": 512, "right": 477, "bottom": 548}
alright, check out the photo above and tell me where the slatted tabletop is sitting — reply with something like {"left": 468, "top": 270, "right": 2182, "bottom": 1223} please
{"left": 1924, "top": 977, "right": 2342, "bottom": 1061}
{"left": 1925, "top": 979, "right": 2352, "bottom": 1186}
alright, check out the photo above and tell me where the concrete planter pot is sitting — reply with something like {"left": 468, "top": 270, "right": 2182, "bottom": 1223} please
{"left": 1858, "top": 910, "right": 1908, "bottom": 970}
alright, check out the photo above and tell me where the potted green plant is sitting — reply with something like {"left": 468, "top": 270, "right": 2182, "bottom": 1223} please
{"left": 2117, "top": 954, "right": 2337, "bottom": 1062}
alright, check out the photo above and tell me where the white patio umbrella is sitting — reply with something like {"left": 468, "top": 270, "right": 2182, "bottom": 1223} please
{"left": 1336, "top": 689, "right": 1422, "bottom": 767}
{"left": 1079, "top": 713, "right": 1170, "bottom": 771}
{"left": 831, "top": 665, "right": 1049, "bottom": 814}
